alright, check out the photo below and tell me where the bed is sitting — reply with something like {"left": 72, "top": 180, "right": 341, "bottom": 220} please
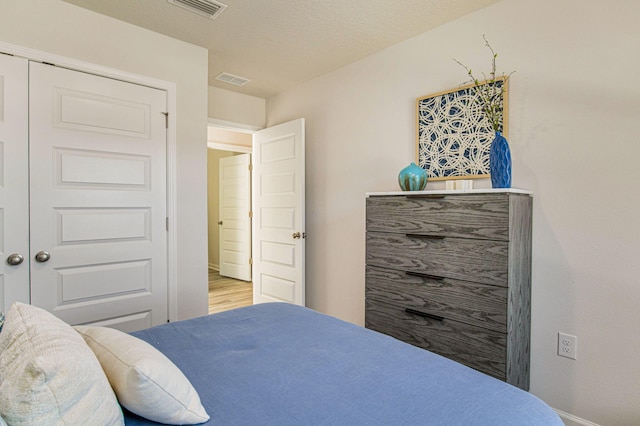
{"left": 123, "top": 302, "right": 561, "bottom": 425}
{"left": 0, "top": 301, "right": 562, "bottom": 425}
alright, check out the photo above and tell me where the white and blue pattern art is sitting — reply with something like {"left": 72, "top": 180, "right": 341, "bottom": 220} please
{"left": 417, "top": 80, "right": 505, "bottom": 179}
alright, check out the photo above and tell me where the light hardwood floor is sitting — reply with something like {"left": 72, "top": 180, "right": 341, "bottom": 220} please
{"left": 208, "top": 269, "right": 253, "bottom": 314}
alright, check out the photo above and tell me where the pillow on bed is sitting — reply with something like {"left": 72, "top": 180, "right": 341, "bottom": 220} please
{"left": 75, "top": 325, "right": 209, "bottom": 425}
{"left": 0, "top": 302, "right": 124, "bottom": 425}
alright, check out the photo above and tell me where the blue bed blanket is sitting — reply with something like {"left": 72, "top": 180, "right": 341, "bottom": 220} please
{"left": 125, "top": 303, "right": 562, "bottom": 425}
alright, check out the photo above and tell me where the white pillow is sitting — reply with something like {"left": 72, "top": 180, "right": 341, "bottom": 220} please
{"left": 74, "top": 325, "right": 210, "bottom": 425}
{"left": 0, "top": 302, "right": 123, "bottom": 425}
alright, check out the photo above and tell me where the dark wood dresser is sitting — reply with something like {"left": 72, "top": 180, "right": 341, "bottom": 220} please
{"left": 365, "top": 190, "right": 532, "bottom": 390}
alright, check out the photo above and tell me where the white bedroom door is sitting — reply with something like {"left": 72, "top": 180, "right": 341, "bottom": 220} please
{"left": 252, "top": 118, "right": 305, "bottom": 306}
{"left": 0, "top": 54, "right": 30, "bottom": 312}
{"left": 219, "top": 153, "right": 251, "bottom": 281}
{"left": 28, "top": 62, "right": 168, "bottom": 331}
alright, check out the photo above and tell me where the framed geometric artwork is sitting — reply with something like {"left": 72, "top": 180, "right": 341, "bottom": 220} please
{"left": 416, "top": 78, "right": 508, "bottom": 180}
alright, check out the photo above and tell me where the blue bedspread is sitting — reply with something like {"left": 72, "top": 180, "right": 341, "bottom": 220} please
{"left": 125, "top": 303, "right": 562, "bottom": 425}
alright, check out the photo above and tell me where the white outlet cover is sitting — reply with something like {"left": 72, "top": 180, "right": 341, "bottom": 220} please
{"left": 558, "top": 332, "right": 577, "bottom": 360}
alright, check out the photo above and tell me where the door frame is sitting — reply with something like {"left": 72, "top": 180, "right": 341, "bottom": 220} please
{"left": 0, "top": 41, "right": 180, "bottom": 321}
{"left": 207, "top": 119, "right": 306, "bottom": 306}
{"left": 207, "top": 121, "right": 254, "bottom": 281}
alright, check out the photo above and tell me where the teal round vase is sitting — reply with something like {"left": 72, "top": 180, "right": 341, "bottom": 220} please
{"left": 398, "top": 162, "right": 427, "bottom": 191}
{"left": 489, "top": 132, "right": 512, "bottom": 188}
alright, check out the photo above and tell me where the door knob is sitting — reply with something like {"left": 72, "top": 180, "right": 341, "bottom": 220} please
{"left": 6, "top": 253, "right": 24, "bottom": 266}
{"left": 218, "top": 221, "right": 223, "bottom": 225}
{"left": 35, "top": 251, "right": 51, "bottom": 263}
{"left": 292, "top": 232, "right": 301, "bottom": 239}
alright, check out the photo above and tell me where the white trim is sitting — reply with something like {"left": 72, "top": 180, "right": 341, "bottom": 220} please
{"left": 554, "top": 408, "right": 601, "bottom": 426}
{"left": 208, "top": 117, "right": 262, "bottom": 133}
{"left": 366, "top": 188, "right": 533, "bottom": 197}
{"left": 166, "top": 88, "right": 179, "bottom": 323}
{"left": 207, "top": 141, "right": 252, "bottom": 153}
{"left": 0, "top": 41, "right": 179, "bottom": 323}
{"left": 0, "top": 41, "right": 173, "bottom": 92}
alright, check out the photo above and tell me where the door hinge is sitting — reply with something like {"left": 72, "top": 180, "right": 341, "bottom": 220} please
{"left": 161, "top": 112, "right": 168, "bottom": 128}
{"left": 249, "top": 210, "right": 253, "bottom": 218}
{"left": 166, "top": 217, "right": 169, "bottom": 231}
{"left": 248, "top": 164, "right": 253, "bottom": 171}
{"left": 249, "top": 258, "right": 253, "bottom": 265}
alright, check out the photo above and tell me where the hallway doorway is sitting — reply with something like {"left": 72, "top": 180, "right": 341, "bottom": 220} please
{"left": 207, "top": 124, "right": 253, "bottom": 313}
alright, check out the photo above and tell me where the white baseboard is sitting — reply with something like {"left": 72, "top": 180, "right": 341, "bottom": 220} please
{"left": 554, "top": 408, "right": 600, "bottom": 426}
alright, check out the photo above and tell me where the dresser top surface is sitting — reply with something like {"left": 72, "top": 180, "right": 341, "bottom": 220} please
{"left": 366, "top": 188, "right": 532, "bottom": 197}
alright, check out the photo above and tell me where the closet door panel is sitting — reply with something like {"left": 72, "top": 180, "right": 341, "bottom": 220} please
{"left": 28, "top": 62, "right": 168, "bottom": 331}
{"left": 0, "top": 55, "right": 29, "bottom": 312}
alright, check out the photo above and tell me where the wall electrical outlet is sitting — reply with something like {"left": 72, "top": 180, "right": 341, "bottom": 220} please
{"left": 557, "top": 332, "right": 577, "bottom": 360}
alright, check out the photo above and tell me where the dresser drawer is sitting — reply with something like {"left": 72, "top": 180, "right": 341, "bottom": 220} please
{"left": 366, "top": 194, "right": 510, "bottom": 240}
{"left": 365, "top": 299, "right": 506, "bottom": 380}
{"left": 366, "top": 265, "right": 507, "bottom": 333}
{"left": 366, "top": 231, "right": 508, "bottom": 286}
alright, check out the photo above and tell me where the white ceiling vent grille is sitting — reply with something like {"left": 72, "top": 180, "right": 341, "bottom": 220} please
{"left": 215, "top": 72, "right": 251, "bottom": 87}
{"left": 167, "top": 0, "right": 227, "bottom": 20}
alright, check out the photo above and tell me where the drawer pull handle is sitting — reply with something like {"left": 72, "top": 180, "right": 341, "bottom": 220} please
{"left": 405, "top": 271, "right": 444, "bottom": 281}
{"left": 405, "top": 233, "right": 445, "bottom": 240}
{"left": 405, "top": 194, "right": 445, "bottom": 199}
{"left": 405, "top": 308, "right": 444, "bottom": 322}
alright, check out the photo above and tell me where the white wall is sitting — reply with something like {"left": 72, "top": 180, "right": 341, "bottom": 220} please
{"left": 209, "top": 86, "right": 266, "bottom": 129}
{"left": 0, "top": 0, "right": 210, "bottom": 320}
{"left": 266, "top": 0, "right": 640, "bottom": 424}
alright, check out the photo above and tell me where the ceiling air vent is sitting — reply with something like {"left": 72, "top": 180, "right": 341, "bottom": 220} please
{"left": 167, "top": 0, "right": 227, "bottom": 20}
{"left": 215, "top": 72, "right": 251, "bottom": 87}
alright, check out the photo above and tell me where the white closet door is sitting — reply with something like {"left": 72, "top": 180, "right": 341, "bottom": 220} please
{"left": 0, "top": 55, "right": 29, "bottom": 312}
{"left": 28, "top": 62, "right": 168, "bottom": 331}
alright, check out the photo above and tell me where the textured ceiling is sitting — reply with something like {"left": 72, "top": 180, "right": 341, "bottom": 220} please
{"left": 62, "top": 0, "right": 500, "bottom": 98}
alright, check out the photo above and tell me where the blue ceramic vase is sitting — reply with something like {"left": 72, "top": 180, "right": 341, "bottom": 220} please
{"left": 398, "top": 162, "right": 427, "bottom": 191}
{"left": 489, "top": 132, "right": 512, "bottom": 188}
